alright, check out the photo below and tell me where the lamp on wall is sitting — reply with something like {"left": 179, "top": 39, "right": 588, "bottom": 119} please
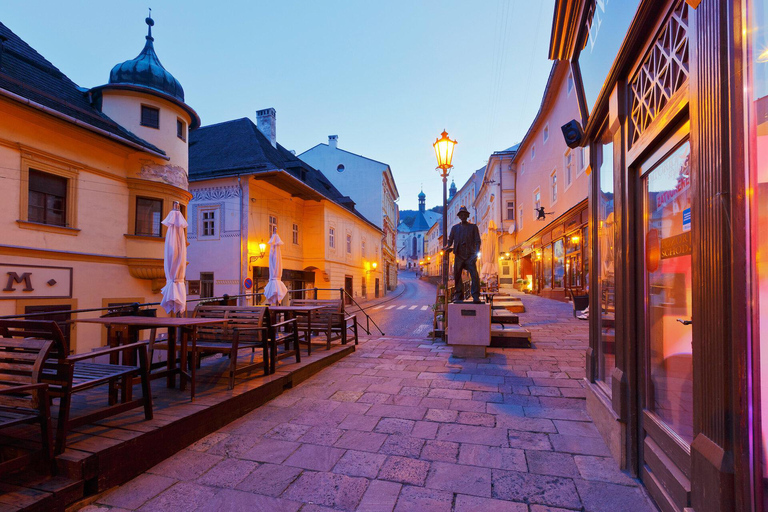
{"left": 248, "top": 239, "right": 268, "bottom": 269}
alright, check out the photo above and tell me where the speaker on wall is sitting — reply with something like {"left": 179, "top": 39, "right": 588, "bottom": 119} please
{"left": 561, "top": 119, "right": 584, "bottom": 149}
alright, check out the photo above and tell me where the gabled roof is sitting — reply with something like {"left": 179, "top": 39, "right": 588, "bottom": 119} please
{"left": 189, "top": 118, "right": 379, "bottom": 230}
{"left": 0, "top": 22, "right": 165, "bottom": 157}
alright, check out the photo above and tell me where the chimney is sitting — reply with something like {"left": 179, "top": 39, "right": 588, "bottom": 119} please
{"left": 256, "top": 108, "right": 277, "bottom": 148}
{"left": 328, "top": 135, "right": 338, "bottom": 149}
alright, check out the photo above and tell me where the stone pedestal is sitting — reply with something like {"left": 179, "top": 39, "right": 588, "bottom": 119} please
{"left": 446, "top": 303, "right": 491, "bottom": 358}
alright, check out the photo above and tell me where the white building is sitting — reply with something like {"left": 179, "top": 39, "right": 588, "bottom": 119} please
{"left": 397, "top": 191, "right": 441, "bottom": 269}
{"left": 299, "top": 136, "right": 399, "bottom": 292}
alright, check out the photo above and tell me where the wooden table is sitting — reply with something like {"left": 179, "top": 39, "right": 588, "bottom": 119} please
{"left": 74, "top": 316, "right": 227, "bottom": 400}
{"left": 257, "top": 305, "right": 326, "bottom": 356}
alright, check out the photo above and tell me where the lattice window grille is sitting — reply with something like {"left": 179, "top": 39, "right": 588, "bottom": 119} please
{"left": 629, "top": 0, "right": 689, "bottom": 146}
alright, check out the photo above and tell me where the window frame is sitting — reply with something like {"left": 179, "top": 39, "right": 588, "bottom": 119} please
{"left": 519, "top": 204, "right": 524, "bottom": 231}
{"left": 198, "top": 206, "right": 220, "bottom": 240}
{"left": 567, "top": 72, "right": 574, "bottom": 95}
{"left": 18, "top": 157, "right": 79, "bottom": 234}
{"left": 134, "top": 196, "right": 164, "bottom": 237}
{"left": 531, "top": 144, "right": 536, "bottom": 160}
{"left": 534, "top": 188, "right": 541, "bottom": 211}
{"left": 269, "top": 214, "right": 278, "bottom": 236}
{"left": 551, "top": 170, "right": 558, "bottom": 205}
{"left": 292, "top": 223, "right": 299, "bottom": 245}
{"left": 543, "top": 124, "right": 549, "bottom": 144}
{"left": 346, "top": 233, "right": 353, "bottom": 254}
{"left": 177, "top": 118, "right": 187, "bottom": 141}
{"left": 564, "top": 149, "right": 574, "bottom": 189}
{"left": 27, "top": 169, "right": 68, "bottom": 227}
{"left": 329, "top": 227, "right": 336, "bottom": 248}
{"left": 506, "top": 201, "right": 515, "bottom": 221}
{"left": 140, "top": 104, "right": 160, "bottom": 129}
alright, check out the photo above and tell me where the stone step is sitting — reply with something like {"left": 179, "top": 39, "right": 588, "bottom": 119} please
{"left": 491, "top": 310, "right": 519, "bottom": 324}
{"left": 490, "top": 323, "right": 531, "bottom": 348}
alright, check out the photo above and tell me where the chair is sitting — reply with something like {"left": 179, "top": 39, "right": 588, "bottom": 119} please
{"left": 569, "top": 289, "right": 589, "bottom": 320}
{"left": 290, "top": 299, "right": 359, "bottom": 350}
{"left": 0, "top": 319, "right": 152, "bottom": 454}
{"left": 0, "top": 337, "right": 54, "bottom": 475}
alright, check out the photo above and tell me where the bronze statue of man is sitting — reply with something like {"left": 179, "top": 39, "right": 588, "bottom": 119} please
{"left": 444, "top": 205, "right": 482, "bottom": 303}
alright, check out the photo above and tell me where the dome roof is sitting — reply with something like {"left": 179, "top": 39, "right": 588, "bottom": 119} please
{"left": 108, "top": 16, "right": 184, "bottom": 102}
{"left": 418, "top": 190, "right": 426, "bottom": 199}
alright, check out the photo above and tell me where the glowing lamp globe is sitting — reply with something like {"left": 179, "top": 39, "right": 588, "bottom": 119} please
{"left": 433, "top": 130, "right": 457, "bottom": 171}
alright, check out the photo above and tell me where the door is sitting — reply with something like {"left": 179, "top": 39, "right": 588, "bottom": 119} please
{"left": 638, "top": 136, "right": 693, "bottom": 510}
{"left": 375, "top": 278, "right": 380, "bottom": 298}
{"left": 344, "top": 276, "right": 353, "bottom": 305}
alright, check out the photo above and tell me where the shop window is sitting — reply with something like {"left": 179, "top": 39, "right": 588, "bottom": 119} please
{"left": 177, "top": 119, "right": 186, "bottom": 141}
{"left": 292, "top": 223, "right": 299, "bottom": 245}
{"left": 200, "top": 272, "right": 214, "bottom": 298}
{"left": 542, "top": 245, "right": 552, "bottom": 289}
{"left": 141, "top": 105, "right": 159, "bottom": 129}
{"left": 553, "top": 239, "right": 564, "bottom": 288}
{"left": 596, "top": 127, "right": 616, "bottom": 394}
{"left": 28, "top": 170, "right": 67, "bottom": 227}
{"left": 506, "top": 201, "right": 515, "bottom": 221}
{"left": 199, "top": 208, "right": 219, "bottom": 239}
{"left": 269, "top": 215, "right": 278, "bottom": 236}
{"left": 135, "top": 197, "right": 162, "bottom": 237}
{"left": 329, "top": 227, "right": 335, "bottom": 248}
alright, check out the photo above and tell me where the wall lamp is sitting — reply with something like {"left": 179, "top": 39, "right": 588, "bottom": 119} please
{"left": 248, "top": 239, "right": 268, "bottom": 268}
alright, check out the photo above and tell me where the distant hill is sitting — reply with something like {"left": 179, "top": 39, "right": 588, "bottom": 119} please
{"left": 399, "top": 205, "right": 443, "bottom": 228}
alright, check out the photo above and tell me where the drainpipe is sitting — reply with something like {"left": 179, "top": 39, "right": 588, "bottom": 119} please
{"left": 239, "top": 176, "right": 244, "bottom": 305}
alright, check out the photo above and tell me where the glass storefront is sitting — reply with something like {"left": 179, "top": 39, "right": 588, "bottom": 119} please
{"left": 543, "top": 244, "right": 553, "bottom": 289}
{"left": 642, "top": 140, "right": 693, "bottom": 445}
{"left": 597, "top": 132, "right": 616, "bottom": 391}
{"left": 747, "top": 0, "right": 768, "bottom": 503}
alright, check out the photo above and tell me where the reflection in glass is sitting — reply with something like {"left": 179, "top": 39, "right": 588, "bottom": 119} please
{"left": 598, "top": 138, "right": 615, "bottom": 391}
{"left": 644, "top": 141, "right": 693, "bottom": 444}
{"left": 553, "top": 240, "right": 565, "bottom": 287}
{"left": 543, "top": 245, "right": 553, "bottom": 289}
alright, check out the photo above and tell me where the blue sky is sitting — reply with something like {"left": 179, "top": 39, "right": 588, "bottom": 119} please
{"left": 3, "top": 0, "right": 555, "bottom": 211}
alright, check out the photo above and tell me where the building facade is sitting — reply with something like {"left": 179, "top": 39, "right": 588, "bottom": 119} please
{"left": 397, "top": 191, "right": 441, "bottom": 269}
{"left": 187, "top": 112, "right": 382, "bottom": 306}
{"left": 551, "top": 0, "right": 768, "bottom": 510}
{"left": 0, "top": 17, "right": 197, "bottom": 353}
{"left": 299, "top": 136, "right": 399, "bottom": 293}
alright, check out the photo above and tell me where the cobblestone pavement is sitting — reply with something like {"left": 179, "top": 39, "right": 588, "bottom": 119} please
{"left": 82, "top": 292, "right": 656, "bottom": 512}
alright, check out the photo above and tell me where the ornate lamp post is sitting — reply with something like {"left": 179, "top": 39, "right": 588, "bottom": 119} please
{"left": 433, "top": 130, "right": 457, "bottom": 298}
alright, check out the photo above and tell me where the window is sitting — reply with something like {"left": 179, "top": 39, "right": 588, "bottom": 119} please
{"left": 141, "top": 105, "right": 159, "bottom": 129}
{"left": 28, "top": 170, "right": 67, "bottom": 226}
{"left": 534, "top": 189, "right": 541, "bottom": 210}
{"left": 362, "top": 240, "right": 366, "bottom": 258}
{"left": 346, "top": 234, "right": 352, "bottom": 254}
{"left": 543, "top": 125, "right": 549, "bottom": 143}
{"left": 337, "top": 164, "right": 345, "bottom": 173}
{"left": 521, "top": 161, "right": 525, "bottom": 175}
{"left": 531, "top": 145, "right": 536, "bottom": 160}
{"left": 329, "top": 227, "right": 335, "bottom": 248}
{"left": 200, "top": 272, "right": 214, "bottom": 298}
{"left": 135, "top": 197, "right": 162, "bottom": 236}
{"left": 519, "top": 205, "right": 524, "bottom": 230}
{"left": 177, "top": 119, "right": 186, "bottom": 141}
{"left": 506, "top": 201, "right": 515, "bottom": 221}
{"left": 567, "top": 72, "right": 574, "bottom": 95}
{"left": 551, "top": 171, "right": 558, "bottom": 203}
{"left": 269, "top": 215, "right": 277, "bottom": 236}
{"left": 565, "top": 150, "right": 573, "bottom": 187}
{"left": 292, "top": 223, "right": 299, "bottom": 244}
{"left": 199, "top": 208, "right": 219, "bottom": 239}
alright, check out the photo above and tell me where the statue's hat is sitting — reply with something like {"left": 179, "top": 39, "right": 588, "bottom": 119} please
{"left": 457, "top": 206, "right": 469, "bottom": 216}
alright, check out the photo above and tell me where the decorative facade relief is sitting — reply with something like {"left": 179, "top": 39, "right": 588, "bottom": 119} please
{"left": 191, "top": 186, "right": 242, "bottom": 201}
{"left": 138, "top": 160, "right": 188, "bottom": 188}
{"left": 629, "top": 0, "right": 688, "bottom": 147}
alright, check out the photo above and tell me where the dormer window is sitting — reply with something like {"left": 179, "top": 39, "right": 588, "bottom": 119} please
{"left": 337, "top": 164, "right": 345, "bottom": 173}
{"left": 177, "top": 119, "right": 186, "bottom": 141}
{"left": 141, "top": 105, "right": 159, "bottom": 129}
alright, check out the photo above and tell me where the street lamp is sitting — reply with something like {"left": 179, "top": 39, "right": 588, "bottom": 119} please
{"left": 433, "top": 130, "right": 457, "bottom": 301}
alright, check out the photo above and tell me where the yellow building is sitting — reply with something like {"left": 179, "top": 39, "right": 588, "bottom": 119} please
{"left": 0, "top": 17, "right": 198, "bottom": 353}
{"left": 186, "top": 112, "right": 383, "bottom": 304}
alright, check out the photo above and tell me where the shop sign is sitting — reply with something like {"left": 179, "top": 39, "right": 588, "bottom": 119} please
{"left": 660, "top": 232, "right": 692, "bottom": 259}
{"left": 0, "top": 264, "right": 72, "bottom": 299}
{"left": 683, "top": 208, "right": 691, "bottom": 232}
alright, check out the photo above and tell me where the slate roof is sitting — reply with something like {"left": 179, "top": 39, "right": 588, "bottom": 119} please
{"left": 0, "top": 22, "right": 165, "bottom": 156}
{"left": 189, "top": 117, "right": 379, "bottom": 229}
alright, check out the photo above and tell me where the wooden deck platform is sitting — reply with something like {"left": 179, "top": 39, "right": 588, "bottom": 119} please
{"left": 0, "top": 342, "right": 355, "bottom": 511}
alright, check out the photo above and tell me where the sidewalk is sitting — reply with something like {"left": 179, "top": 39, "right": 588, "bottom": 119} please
{"left": 82, "top": 293, "right": 655, "bottom": 512}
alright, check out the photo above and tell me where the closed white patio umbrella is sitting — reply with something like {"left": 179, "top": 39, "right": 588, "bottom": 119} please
{"left": 263, "top": 232, "right": 288, "bottom": 305}
{"left": 480, "top": 220, "right": 499, "bottom": 281}
{"left": 160, "top": 204, "right": 188, "bottom": 315}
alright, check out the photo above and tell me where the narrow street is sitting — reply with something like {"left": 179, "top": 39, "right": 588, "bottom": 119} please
{"left": 83, "top": 290, "right": 656, "bottom": 512}
{"left": 357, "top": 271, "right": 437, "bottom": 338}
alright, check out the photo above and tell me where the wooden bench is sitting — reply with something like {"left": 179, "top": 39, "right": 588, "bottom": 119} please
{"left": 0, "top": 337, "right": 54, "bottom": 476}
{"left": 290, "top": 299, "right": 358, "bottom": 350}
{"left": 0, "top": 319, "right": 152, "bottom": 454}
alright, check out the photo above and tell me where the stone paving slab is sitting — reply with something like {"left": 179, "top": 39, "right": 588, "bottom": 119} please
{"left": 82, "top": 292, "right": 656, "bottom": 511}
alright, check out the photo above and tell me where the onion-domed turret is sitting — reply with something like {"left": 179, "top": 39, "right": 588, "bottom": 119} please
{"left": 109, "top": 15, "right": 184, "bottom": 102}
